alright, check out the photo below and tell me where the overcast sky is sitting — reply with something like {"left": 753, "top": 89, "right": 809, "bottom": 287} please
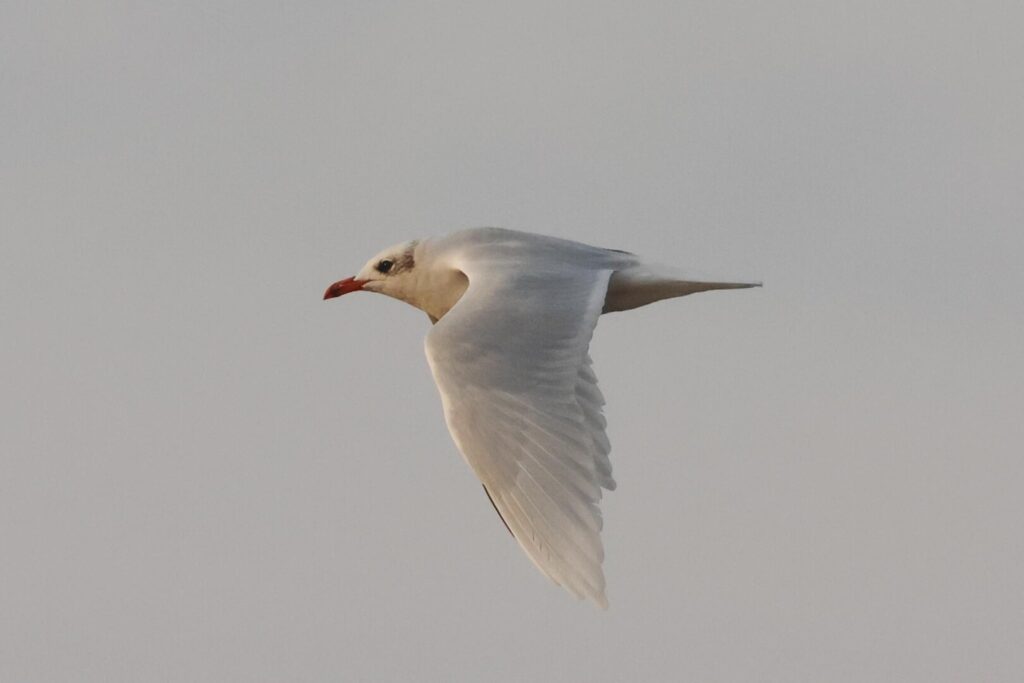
{"left": 2, "top": 1, "right": 1023, "bottom": 681}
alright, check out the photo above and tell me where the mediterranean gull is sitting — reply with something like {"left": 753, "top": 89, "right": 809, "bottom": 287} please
{"left": 323, "top": 227, "right": 759, "bottom": 607}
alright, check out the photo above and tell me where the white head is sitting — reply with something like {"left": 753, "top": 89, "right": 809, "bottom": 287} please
{"left": 323, "top": 237, "right": 469, "bottom": 322}
{"left": 323, "top": 239, "right": 420, "bottom": 302}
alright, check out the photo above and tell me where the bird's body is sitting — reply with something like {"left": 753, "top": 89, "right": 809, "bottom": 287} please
{"left": 324, "top": 227, "right": 758, "bottom": 607}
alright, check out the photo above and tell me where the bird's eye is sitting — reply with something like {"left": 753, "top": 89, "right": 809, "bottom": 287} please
{"left": 376, "top": 259, "right": 394, "bottom": 274}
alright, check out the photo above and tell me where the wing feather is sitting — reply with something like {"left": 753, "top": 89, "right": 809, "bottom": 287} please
{"left": 425, "top": 257, "right": 616, "bottom": 607}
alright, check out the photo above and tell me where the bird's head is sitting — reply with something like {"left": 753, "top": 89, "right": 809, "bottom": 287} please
{"left": 323, "top": 240, "right": 420, "bottom": 301}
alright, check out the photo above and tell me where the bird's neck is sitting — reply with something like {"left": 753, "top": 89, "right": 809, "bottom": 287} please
{"left": 387, "top": 240, "right": 469, "bottom": 322}
{"left": 405, "top": 265, "right": 468, "bottom": 322}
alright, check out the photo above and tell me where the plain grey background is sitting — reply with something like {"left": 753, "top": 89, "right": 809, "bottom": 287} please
{"left": 3, "top": 1, "right": 1022, "bottom": 681}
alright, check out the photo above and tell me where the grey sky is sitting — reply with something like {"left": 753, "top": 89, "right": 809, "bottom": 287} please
{"left": 2, "top": 1, "right": 1022, "bottom": 681}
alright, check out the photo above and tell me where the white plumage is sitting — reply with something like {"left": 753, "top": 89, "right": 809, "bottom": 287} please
{"left": 324, "top": 228, "right": 758, "bottom": 607}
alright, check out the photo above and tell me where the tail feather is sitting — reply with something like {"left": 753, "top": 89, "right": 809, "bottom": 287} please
{"left": 602, "top": 264, "right": 760, "bottom": 313}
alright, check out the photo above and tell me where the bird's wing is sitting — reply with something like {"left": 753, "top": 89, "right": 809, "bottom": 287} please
{"left": 424, "top": 259, "right": 616, "bottom": 607}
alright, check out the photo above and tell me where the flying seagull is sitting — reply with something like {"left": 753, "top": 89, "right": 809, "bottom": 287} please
{"left": 323, "top": 227, "right": 759, "bottom": 607}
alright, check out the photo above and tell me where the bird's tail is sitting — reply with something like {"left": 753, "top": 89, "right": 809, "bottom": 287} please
{"left": 602, "top": 263, "right": 760, "bottom": 313}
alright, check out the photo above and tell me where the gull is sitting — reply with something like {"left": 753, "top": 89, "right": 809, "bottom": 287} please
{"left": 323, "top": 227, "right": 759, "bottom": 607}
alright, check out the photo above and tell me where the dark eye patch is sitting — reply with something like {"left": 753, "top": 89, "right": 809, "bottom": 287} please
{"left": 376, "top": 259, "right": 394, "bottom": 274}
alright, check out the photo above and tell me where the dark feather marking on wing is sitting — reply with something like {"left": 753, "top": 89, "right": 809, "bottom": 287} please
{"left": 483, "top": 485, "right": 514, "bottom": 537}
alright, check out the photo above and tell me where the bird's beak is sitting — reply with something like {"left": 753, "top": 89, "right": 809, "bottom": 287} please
{"left": 323, "top": 277, "right": 366, "bottom": 300}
